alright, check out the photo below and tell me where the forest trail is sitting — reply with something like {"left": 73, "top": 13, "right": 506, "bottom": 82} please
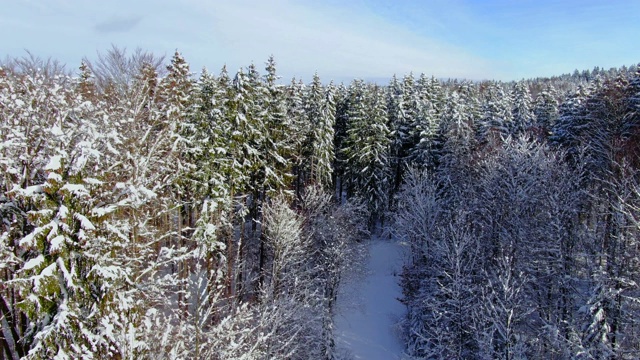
{"left": 334, "top": 237, "right": 407, "bottom": 359}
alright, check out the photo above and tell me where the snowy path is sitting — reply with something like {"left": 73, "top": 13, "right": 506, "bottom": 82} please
{"left": 334, "top": 237, "right": 407, "bottom": 360}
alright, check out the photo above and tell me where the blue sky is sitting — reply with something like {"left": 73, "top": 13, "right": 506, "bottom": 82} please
{"left": 2, "top": 0, "right": 639, "bottom": 82}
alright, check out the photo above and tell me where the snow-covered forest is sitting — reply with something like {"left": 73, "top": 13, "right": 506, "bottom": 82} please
{"left": 1, "top": 48, "right": 640, "bottom": 359}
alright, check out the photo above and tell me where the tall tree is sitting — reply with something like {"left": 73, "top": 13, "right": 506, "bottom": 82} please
{"left": 478, "top": 81, "right": 513, "bottom": 147}
{"left": 342, "top": 82, "right": 391, "bottom": 225}
{"left": 411, "top": 75, "right": 445, "bottom": 168}
{"left": 511, "top": 80, "right": 535, "bottom": 136}
{"left": 303, "top": 73, "right": 335, "bottom": 189}
{"left": 533, "top": 84, "right": 559, "bottom": 140}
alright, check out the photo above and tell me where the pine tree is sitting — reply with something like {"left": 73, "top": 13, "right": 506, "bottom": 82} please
{"left": 533, "top": 84, "right": 559, "bottom": 139}
{"left": 511, "top": 80, "right": 535, "bottom": 136}
{"left": 551, "top": 84, "right": 591, "bottom": 156}
{"left": 0, "top": 66, "right": 152, "bottom": 359}
{"left": 222, "top": 67, "right": 263, "bottom": 193}
{"left": 438, "top": 90, "right": 476, "bottom": 177}
{"left": 342, "top": 79, "right": 368, "bottom": 195}
{"left": 387, "top": 73, "right": 421, "bottom": 203}
{"left": 285, "top": 77, "right": 308, "bottom": 198}
{"left": 188, "top": 67, "right": 228, "bottom": 200}
{"left": 342, "top": 82, "right": 391, "bottom": 225}
{"left": 77, "top": 60, "right": 97, "bottom": 101}
{"left": 478, "top": 81, "right": 513, "bottom": 147}
{"left": 261, "top": 56, "right": 294, "bottom": 194}
{"left": 315, "top": 82, "right": 337, "bottom": 189}
{"left": 303, "top": 73, "right": 335, "bottom": 189}
{"left": 411, "top": 75, "right": 444, "bottom": 168}
{"left": 386, "top": 74, "right": 404, "bottom": 203}
{"left": 332, "top": 83, "right": 350, "bottom": 201}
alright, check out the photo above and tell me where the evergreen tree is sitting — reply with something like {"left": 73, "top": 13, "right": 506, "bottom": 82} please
{"left": 533, "top": 84, "right": 559, "bottom": 139}
{"left": 478, "top": 81, "right": 513, "bottom": 147}
{"left": 342, "top": 82, "right": 391, "bottom": 224}
{"left": 260, "top": 56, "right": 294, "bottom": 194}
{"left": 188, "top": 67, "right": 228, "bottom": 200}
{"left": 303, "top": 73, "right": 335, "bottom": 189}
{"left": 511, "top": 80, "right": 535, "bottom": 136}
{"left": 551, "top": 84, "right": 591, "bottom": 156}
{"left": 285, "top": 77, "right": 308, "bottom": 197}
{"left": 386, "top": 74, "right": 404, "bottom": 202}
{"left": 223, "top": 67, "right": 263, "bottom": 193}
{"left": 438, "top": 90, "right": 476, "bottom": 177}
{"left": 411, "top": 75, "right": 445, "bottom": 168}
{"left": 77, "top": 60, "right": 97, "bottom": 101}
{"left": 332, "top": 83, "right": 350, "bottom": 201}
{"left": 341, "top": 79, "right": 368, "bottom": 196}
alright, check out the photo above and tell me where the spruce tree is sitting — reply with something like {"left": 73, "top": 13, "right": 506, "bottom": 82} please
{"left": 533, "top": 84, "right": 559, "bottom": 139}
{"left": 511, "top": 80, "right": 535, "bottom": 136}
{"left": 303, "top": 73, "right": 335, "bottom": 189}
{"left": 342, "top": 83, "right": 391, "bottom": 225}
{"left": 478, "top": 81, "right": 513, "bottom": 147}
{"left": 411, "top": 75, "right": 444, "bottom": 168}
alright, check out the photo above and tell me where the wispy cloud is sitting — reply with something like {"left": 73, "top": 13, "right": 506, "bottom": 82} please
{"left": 187, "top": 0, "right": 497, "bottom": 81}
{"left": 94, "top": 15, "right": 142, "bottom": 33}
{"left": 4, "top": 0, "right": 638, "bottom": 82}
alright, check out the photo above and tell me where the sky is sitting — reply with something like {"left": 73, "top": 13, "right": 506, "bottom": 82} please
{"left": 1, "top": 0, "right": 639, "bottom": 83}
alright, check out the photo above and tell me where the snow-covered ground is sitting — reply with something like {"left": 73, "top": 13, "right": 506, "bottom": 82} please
{"left": 334, "top": 237, "right": 407, "bottom": 360}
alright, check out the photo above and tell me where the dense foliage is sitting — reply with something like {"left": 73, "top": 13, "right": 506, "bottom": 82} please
{"left": 0, "top": 50, "right": 368, "bottom": 360}
{"left": 395, "top": 67, "right": 640, "bottom": 359}
{"left": 1, "top": 48, "right": 639, "bottom": 359}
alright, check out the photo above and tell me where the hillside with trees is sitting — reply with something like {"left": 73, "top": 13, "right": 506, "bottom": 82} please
{"left": 1, "top": 48, "right": 640, "bottom": 359}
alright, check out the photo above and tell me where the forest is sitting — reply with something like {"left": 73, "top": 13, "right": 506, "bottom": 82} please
{"left": 1, "top": 47, "right": 640, "bottom": 359}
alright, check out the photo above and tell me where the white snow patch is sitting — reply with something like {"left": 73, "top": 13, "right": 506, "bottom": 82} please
{"left": 49, "top": 235, "right": 66, "bottom": 252}
{"left": 58, "top": 205, "right": 69, "bottom": 220}
{"left": 91, "top": 265, "right": 121, "bottom": 280}
{"left": 74, "top": 213, "right": 95, "bottom": 231}
{"left": 20, "top": 185, "right": 44, "bottom": 196}
{"left": 23, "top": 255, "right": 45, "bottom": 270}
{"left": 91, "top": 205, "right": 117, "bottom": 217}
{"left": 50, "top": 126, "right": 64, "bottom": 137}
{"left": 138, "top": 186, "right": 157, "bottom": 199}
{"left": 45, "top": 155, "right": 62, "bottom": 171}
{"left": 47, "top": 172, "right": 63, "bottom": 182}
{"left": 61, "top": 184, "right": 89, "bottom": 197}
{"left": 57, "top": 257, "right": 76, "bottom": 290}
{"left": 334, "top": 237, "right": 408, "bottom": 360}
{"left": 83, "top": 178, "right": 103, "bottom": 186}
{"left": 34, "top": 263, "right": 57, "bottom": 292}
{"left": 20, "top": 227, "right": 42, "bottom": 247}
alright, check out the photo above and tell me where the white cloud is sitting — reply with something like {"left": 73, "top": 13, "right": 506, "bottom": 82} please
{"left": 2, "top": 0, "right": 498, "bottom": 81}
{"left": 183, "top": 0, "right": 497, "bottom": 82}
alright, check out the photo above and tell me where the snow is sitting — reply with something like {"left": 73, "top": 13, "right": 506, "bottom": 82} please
{"left": 83, "top": 178, "right": 103, "bottom": 186}
{"left": 91, "top": 205, "right": 117, "bottom": 217}
{"left": 74, "top": 213, "right": 96, "bottom": 230}
{"left": 20, "top": 227, "right": 42, "bottom": 247}
{"left": 20, "top": 185, "right": 44, "bottom": 196}
{"left": 24, "top": 255, "right": 45, "bottom": 270}
{"left": 61, "top": 184, "right": 89, "bottom": 197}
{"left": 45, "top": 155, "right": 62, "bottom": 171}
{"left": 334, "top": 237, "right": 407, "bottom": 360}
{"left": 48, "top": 172, "right": 63, "bottom": 182}
{"left": 50, "top": 126, "right": 64, "bottom": 137}
{"left": 49, "top": 235, "right": 66, "bottom": 252}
